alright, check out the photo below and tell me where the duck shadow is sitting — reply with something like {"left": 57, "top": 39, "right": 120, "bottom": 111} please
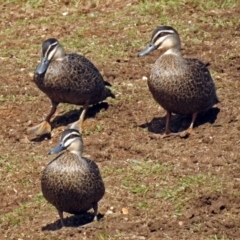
{"left": 51, "top": 102, "right": 109, "bottom": 129}
{"left": 30, "top": 102, "right": 109, "bottom": 142}
{"left": 140, "top": 107, "right": 220, "bottom": 134}
{"left": 42, "top": 212, "right": 104, "bottom": 231}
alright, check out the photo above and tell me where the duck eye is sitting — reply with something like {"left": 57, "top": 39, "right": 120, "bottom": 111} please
{"left": 45, "top": 42, "right": 58, "bottom": 57}
{"left": 159, "top": 32, "right": 169, "bottom": 37}
{"left": 49, "top": 45, "right": 56, "bottom": 52}
{"left": 64, "top": 134, "right": 79, "bottom": 142}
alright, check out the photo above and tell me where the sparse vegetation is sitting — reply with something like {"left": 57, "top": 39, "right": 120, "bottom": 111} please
{"left": 0, "top": 0, "right": 240, "bottom": 239}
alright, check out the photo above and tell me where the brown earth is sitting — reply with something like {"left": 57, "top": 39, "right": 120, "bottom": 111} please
{"left": 0, "top": 1, "right": 240, "bottom": 240}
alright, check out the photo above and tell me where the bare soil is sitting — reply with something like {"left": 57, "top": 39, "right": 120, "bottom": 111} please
{"left": 1, "top": 1, "right": 240, "bottom": 239}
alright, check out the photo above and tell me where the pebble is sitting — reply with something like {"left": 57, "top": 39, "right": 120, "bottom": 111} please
{"left": 105, "top": 210, "right": 113, "bottom": 215}
{"left": 178, "top": 221, "right": 184, "bottom": 226}
{"left": 122, "top": 207, "right": 129, "bottom": 215}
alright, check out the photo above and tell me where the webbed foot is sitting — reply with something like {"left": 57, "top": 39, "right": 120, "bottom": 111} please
{"left": 27, "top": 121, "right": 51, "bottom": 136}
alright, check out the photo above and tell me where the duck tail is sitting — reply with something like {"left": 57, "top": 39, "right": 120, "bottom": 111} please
{"left": 205, "top": 62, "right": 211, "bottom": 68}
{"left": 104, "top": 80, "right": 112, "bottom": 87}
{"left": 106, "top": 87, "right": 115, "bottom": 99}
{"left": 99, "top": 86, "right": 115, "bottom": 102}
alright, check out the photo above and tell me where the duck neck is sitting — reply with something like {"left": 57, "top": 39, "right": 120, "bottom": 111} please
{"left": 54, "top": 45, "right": 65, "bottom": 60}
{"left": 71, "top": 150, "right": 82, "bottom": 158}
{"left": 163, "top": 48, "right": 182, "bottom": 57}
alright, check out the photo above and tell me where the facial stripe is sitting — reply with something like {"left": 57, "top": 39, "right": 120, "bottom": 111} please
{"left": 63, "top": 132, "right": 81, "bottom": 142}
{"left": 61, "top": 133, "right": 81, "bottom": 149}
{"left": 45, "top": 42, "right": 59, "bottom": 59}
{"left": 64, "top": 137, "right": 77, "bottom": 148}
{"left": 154, "top": 34, "right": 170, "bottom": 46}
{"left": 152, "top": 30, "right": 174, "bottom": 43}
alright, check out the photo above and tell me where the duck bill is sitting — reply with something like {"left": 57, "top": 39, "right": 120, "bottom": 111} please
{"left": 138, "top": 42, "right": 157, "bottom": 57}
{"left": 35, "top": 56, "right": 50, "bottom": 75}
{"left": 48, "top": 142, "right": 66, "bottom": 155}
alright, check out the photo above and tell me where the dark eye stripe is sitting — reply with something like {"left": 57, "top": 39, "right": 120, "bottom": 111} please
{"left": 152, "top": 30, "right": 174, "bottom": 43}
{"left": 45, "top": 42, "right": 58, "bottom": 57}
{"left": 63, "top": 133, "right": 81, "bottom": 143}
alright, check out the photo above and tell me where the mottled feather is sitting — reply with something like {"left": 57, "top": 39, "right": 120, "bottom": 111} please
{"left": 41, "top": 153, "right": 105, "bottom": 215}
{"left": 149, "top": 55, "right": 218, "bottom": 115}
{"left": 41, "top": 129, "right": 105, "bottom": 226}
{"left": 34, "top": 53, "right": 114, "bottom": 105}
{"left": 138, "top": 25, "right": 218, "bottom": 136}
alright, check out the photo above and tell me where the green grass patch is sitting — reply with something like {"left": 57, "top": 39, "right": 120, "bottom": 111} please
{"left": 0, "top": 192, "right": 45, "bottom": 227}
{"left": 104, "top": 159, "right": 229, "bottom": 215}
{"left": 160, "top": 173, "right": 226, "bottom": 216}
{"left": 83, "top": 124, "right": 104, "bottom": 135}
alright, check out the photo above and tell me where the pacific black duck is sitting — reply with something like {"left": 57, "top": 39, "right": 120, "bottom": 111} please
{"left": 28, "top": 38, "right": 114, "bottom": 136}
{"left": 41, "top": 129, "right": 105, "bottom": 227}
{"left": 138, "top": 26, "right": 218, "bottom": 137}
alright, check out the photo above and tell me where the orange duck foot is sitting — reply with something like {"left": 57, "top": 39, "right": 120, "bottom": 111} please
{"left": 27, "top": 121, "right": 52, "bottom": 136}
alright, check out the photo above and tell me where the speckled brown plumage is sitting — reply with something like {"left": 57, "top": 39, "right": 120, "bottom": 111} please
{"left": 41, "top": 154, "right": 105, "bottom": 214}
{"left": 34, "top": 53, "right": 113, "bottom": 106}
{"left": 41, "top": 129, "right": 105, "bottom": 227}
{"left": 138, "top": 26, "right": 218, "bottom": 136}
{"left": 149, "top": 55, "right": 218, "bottom": 115}
{"left": 28, "top": 38, "right": 114, "bottom": 137}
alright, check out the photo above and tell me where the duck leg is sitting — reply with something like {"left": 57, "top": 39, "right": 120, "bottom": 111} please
{"left": 162, "top": 111, "right": 180, "bottom": 138}
{"left": 149, "top": 111, "right": 175, "bottom": 139}
{"left": 72, "top": 203, "right": 99, "bottom": 228}
{"left": 176, "top": 112, "right": 198, "bottom": 137}
{"left": 164, "top": 111, "right": 172, "bottom": 135}
{"left": 185, "top": 112, "right": 198, "bottom": 135}
{"left": 80, "top": 203, "right": 99, "bottom": 227}
{"left": 58, "top": 210, "right": 65, "bottom": 227}
{"left": 163, "top": 111, "right": 197, "bottom": 138}
{"left": 27, "top": 100, "right": 58, "bottom": 136}
{"left": 151, "top": 111, "right": 198, "bottom": 139}
{"left": 70, "top": 102, "right": 89, "bottom": 133}
{"left": 92, "top": 202, "right": 98, "bottom": 221}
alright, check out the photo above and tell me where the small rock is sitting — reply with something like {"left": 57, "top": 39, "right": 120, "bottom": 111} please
{"left": 28, "top": 72, "right": 34, "bottom": 78}
{"left": 20, "top": 136, "right": 31, "bottom": 144}
{"left": 130, "top": 159, "right": 140, "bottom": 163}
{"left": 122, "top": 207, "right": 129, "bottom": 215}
{"left": 105, "top": 210, "right": 113, "bottom": 215}
{"left": 202, "top": 136, "right": 214, "bottom": 144}
{"left": 106, "top": 129, "right": 112, "bottom": 135}
{"left": 184, "top": 210, "right": 194, "bottom": 219}
{"left": 212, "top": 159, "right": 224, "bottom": 167}
{"left": 178, "top": 221, "right": 184, "bottom": 226}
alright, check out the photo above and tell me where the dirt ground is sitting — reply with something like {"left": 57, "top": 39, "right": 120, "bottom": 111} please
{"left": 1, "top": 1, "right": 240, "bottom": 239}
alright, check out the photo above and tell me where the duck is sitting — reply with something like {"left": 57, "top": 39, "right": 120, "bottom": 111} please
{"left": 138, "top": 25, "right": 218, "bottom": 137}
{"left": 41, "top": 129, "right": 105, "bottom": 227}
{"left": 28, "top": 38, "right": 114, "bottom": 137}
